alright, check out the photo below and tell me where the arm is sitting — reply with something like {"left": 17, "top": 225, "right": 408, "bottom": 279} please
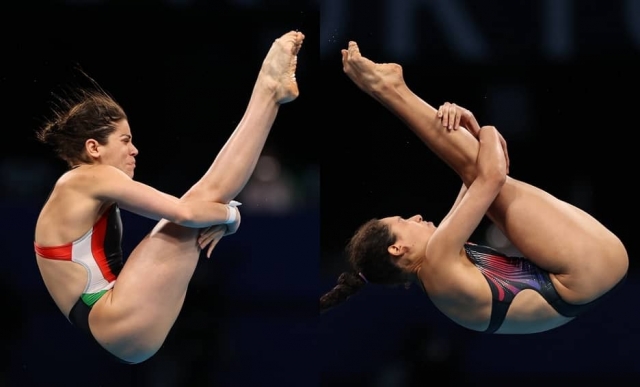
{"left": 440, "top": 183, "right": 468, "bottom": 225}
{"left": 427, "top": 126, "right": 507, "bottom": 259}
{"left": 83, "top": 165, "right": 236, "bottom": 228}
{"left": 438, "top": 102, "right": 509, "bottom": 174}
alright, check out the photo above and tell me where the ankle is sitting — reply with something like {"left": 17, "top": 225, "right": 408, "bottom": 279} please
{"left": 252, "top": 75, "right": 279, "bottom": 104}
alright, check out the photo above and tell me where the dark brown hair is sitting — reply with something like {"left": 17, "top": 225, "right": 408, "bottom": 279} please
{"left": 320, "top": 219, "right": 410, "bottom": 312}
{"left": 36, "top": 70, "right": 127, "bottom": 167}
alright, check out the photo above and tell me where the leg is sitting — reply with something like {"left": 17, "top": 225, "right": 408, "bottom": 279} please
{"left": 342, "top": 43, "right": 628, "bottom": 305}
{"left": 90, "top": 31, "right": 305, "bottom": 363}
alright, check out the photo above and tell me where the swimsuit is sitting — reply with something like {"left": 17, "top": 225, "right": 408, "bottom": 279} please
{"left": 35, "top": 204, "right": 130, "bottom": 362}
{"left": 464, "top": 242, "right": 626, "bottom": 333}
{"left": 34, "top": 204, "right": 124, "bottom": 306}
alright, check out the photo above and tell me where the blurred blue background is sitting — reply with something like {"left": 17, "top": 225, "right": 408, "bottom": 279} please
{"left": 320, "top": 1, "right": 639, "bottom": 386}
{"left": 1, "top": 3, "right": 319, "bottom": 387}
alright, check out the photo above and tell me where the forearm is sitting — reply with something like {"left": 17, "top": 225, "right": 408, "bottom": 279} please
{"left": 179, "top": 201, "right": 235, "bottom": 228}
{"left": 440, "top": 183, "right": 468, "bottom": 224}
{"left": 477, "top": 126, "right": 507, "bottom": 185}
{"left": 371, "top": 83, "right": 480, "bottom": 187}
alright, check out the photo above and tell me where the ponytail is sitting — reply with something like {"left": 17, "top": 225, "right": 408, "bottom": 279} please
{"left": 320, "top": 272, "right": 366, "bottom": 313}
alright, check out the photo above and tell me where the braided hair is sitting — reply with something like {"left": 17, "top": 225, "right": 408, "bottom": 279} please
{"left": 320, "top": 219, "right": 411, "bottom": 312}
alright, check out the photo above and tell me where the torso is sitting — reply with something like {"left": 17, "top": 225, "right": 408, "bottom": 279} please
{"left": 418, "top": 243, "right": 573, "bottom": 334}
{"left": 418, "top": 247, "right": 493, "bottom": 331}
{"left": 34, "top": 168, "right": 123, "bottom": 318}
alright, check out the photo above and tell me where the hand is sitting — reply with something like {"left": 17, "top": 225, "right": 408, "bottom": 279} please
{"left": 197, "top": 224, "right": 227, "bottom": 259}
{"left": 437, "top": 102, "right": 509, "bottom": 174}
{"left": 436, "top": 102, "right": 481, "bottom": 137}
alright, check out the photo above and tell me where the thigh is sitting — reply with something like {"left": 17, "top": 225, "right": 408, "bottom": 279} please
{"left": 497, "top": 289, "right": 574, "bottom": 334}
{"left": 89, "top": 220, "right": 202, "bottom": 360}
{"left": 114, "top": 220, "right": 201, "bottom": 309}
{"left": 487, "top": 177, "right": 627, "bottom": 301}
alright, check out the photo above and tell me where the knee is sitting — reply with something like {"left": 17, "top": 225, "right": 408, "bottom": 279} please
{"left": 91, "top": 312, "right": 168, "bottom": 364}
{"left": 116, "top": 346, "right": 161, "bottom": 364}
{"left": 102, "top": 331, "right": 165, "bottom": 364}
{"left": 595, "top": 236, "right": 629, "bottom": 285}
{"left": 612, "top": 241, "right": 629, "bottom": 279}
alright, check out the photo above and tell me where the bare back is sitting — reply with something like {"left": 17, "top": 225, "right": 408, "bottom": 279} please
{"left": 35, "top": 167, "right": 116, "bottom": 317}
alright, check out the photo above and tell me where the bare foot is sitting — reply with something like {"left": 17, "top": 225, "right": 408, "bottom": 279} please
{"left": 341, "top": 41, "right": 405, "bottom": 95}
{"left": 259, "top": 30, "right": 305, "bottom": 104}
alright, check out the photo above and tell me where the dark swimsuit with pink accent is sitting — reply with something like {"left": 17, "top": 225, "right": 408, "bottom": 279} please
{"left": 461, "top": 242, "right": 626, "bottom": 333}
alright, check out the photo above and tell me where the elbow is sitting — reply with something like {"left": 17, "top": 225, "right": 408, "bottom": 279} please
{"left": 482, "top": 158, "right": 507, "bottom": 189}
{"left": 488, "top": 169, "right": 507, "bottom": 190}
{"left": 494, "top": 169, "right": 507, "bottom": 187}
{"left": 173, "top": 204, "right": 194, "bottom": 227}
{"left": 478, "top": 169, "right": 506, "bottom": 194}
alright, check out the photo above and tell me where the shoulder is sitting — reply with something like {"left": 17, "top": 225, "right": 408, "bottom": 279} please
{"left": 57, "top": 165, "right": 129, "bottom": 195}
{"left": 421, "top": 243, "right": 473, "bottom": 294}
{"left": 424, "top": 228, "right": 463, "bottom": 261}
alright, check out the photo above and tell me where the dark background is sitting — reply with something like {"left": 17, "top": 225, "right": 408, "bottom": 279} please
{"left": 2, "top": 1, "right": 639, "bottom": 386}
{"left": 319, "top": 1, "right": 639, "bottom": 386}
{"left": 1, "top": 3, "right": 319, "bottom": 387}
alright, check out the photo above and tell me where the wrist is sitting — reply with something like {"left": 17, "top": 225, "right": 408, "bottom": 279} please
{"left": 224, "top": 205, "right": 238, "bottom": 224}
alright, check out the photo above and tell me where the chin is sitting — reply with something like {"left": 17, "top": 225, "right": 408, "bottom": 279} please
{"left": 124, "top": 165, "right": 135, "bottom": 178}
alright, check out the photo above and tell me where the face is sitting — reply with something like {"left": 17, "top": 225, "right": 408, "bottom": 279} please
{"left": 379, "top": 214, "right": 437, "bottom": 273}
{"left": 89, "top": 119, "right": 139, "bottom": 178}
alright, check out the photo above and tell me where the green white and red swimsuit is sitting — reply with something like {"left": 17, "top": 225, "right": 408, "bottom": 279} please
{"left": 34, "top": 204, "right": 124, "bottom": 307}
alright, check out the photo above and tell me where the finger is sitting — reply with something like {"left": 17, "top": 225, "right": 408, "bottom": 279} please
{"left": 199, "top": 233, "right": 217, "bottom": 250}
{"left": 199, "top": 227, "right": 225, "bottom": 248}
{"left": 448, "top": 103, "right": 457, "bottom": 130}
{"left": 197, "top": 229, "right": 209, "bottom": 246}
{"left": 437, "top": 104, "right": 444, "bottom": 118}
{"left": 463, "top": 109, "right": 482, "bottom": 137}
{"left": 199, "top": 225, "right": 213, "bottom": 236}
{"left": 347, "top": 41, "right": 360, "bottom": 60}
{"left": 207, "top": 238, "right": 221, "bottom": 258}
{"left": 198, "top": 225, "right": 220, "bottom": 242}
{"left": 341, "top": 49, "right": 348, "bottom": 68}
{"left": 441, "top": 102, "right": 450, "bottom": 128}
{"left": 454, "top": 107, "right": 462, "bottom": 130}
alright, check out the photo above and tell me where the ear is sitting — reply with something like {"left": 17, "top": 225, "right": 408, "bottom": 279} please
{"left": 387, "top": 243, "right": 405, "bottom": 257}
{"left": 85, "top": 139, "right": 101, "bottom": 159}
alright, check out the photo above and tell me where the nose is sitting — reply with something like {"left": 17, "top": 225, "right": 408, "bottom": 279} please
{"left": 131, "top": 143, "right": 139, "bottom": 156}
{"left": 410, "top": 214, "right": 423, "bottom": 222}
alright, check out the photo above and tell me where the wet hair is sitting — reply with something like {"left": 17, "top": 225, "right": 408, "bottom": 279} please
{"left": 320, "top": 219, "right": 411, "bottom": 313}
{"left": 36, "top": 69, "right": 127, "bottom": 168}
